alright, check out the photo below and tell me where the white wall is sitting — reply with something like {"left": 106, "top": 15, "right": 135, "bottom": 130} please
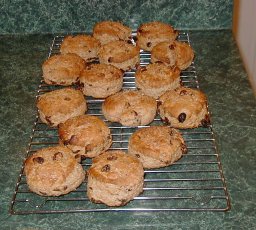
{"left": 233, "top": 0, "right": 256, "bottom": 94}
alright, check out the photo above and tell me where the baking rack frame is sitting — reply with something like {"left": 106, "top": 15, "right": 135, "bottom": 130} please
{"left": 10, "top": 32, "right": 231, "bottom": 214}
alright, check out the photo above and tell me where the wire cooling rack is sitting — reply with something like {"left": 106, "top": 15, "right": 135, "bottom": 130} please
{"left": 10, "top": 32, "right": 231, "bottom": 214}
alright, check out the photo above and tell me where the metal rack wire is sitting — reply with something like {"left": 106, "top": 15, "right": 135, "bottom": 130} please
{"left": 10, "top": 32, "right": 231, "bottom": 214}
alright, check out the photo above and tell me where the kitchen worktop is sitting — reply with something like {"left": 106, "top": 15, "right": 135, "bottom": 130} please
{"left": 0, "top": 30, "right": 255, "bottom": 229}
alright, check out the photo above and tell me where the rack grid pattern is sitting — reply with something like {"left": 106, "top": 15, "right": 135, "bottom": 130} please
{"left": 10, "top": 32, "right": 231, "bottom": 214}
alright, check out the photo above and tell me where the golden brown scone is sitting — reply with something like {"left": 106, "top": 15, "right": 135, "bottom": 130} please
{"left": 98, "top": 40, "right": 140, "bottom": 71}
{"left": 93, "top": 21, "right": 132, "bottom": 45}
{"left": 102, "top": 90, "right": 157, "bottom": 127}
{"left": 151, "top": 41, "right": 195, "bottom": 70}
{"left": 128, "top": 126, "right": 187, "bottom": 169}
{"left": 60, "top": 35, "right": 100, "bottom": 62}
{"left": 158, "top": 87, "right": 210, "bottom": 129}
{"left": 24, "top": 145, "right": 85, "bottom": 196}
{"left": 42, "top": 53, "right": 85, "bottom": 85}
{"left": 79, "top": 63, "right": 123, "bottom": 98}
{"left": 58, "top": 115, "right": 112, "bottom": 158}
{"left": 136, "top": 21, "right": 178, "bottom": 51}
{"left": 135, "top": 63, "right": 181, "bottom": 99}
{"left": 37, "top": 88, "right": 87, "bottom": 127}
{"left": 87, "top": 150, "right": 144, "bottom": 206}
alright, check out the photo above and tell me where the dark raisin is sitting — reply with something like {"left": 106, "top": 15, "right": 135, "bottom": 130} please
{"left": 127, "top": 188, "right": 132, "bottom": 191}
{"left": 108, "top": 57, "right": 113, "bottom": 62}
{"left": 163, "top": 117, "right": 170, "bottom": 124}
{"left": 181, "top": 143, "right": 187, "bottom": 154}
{"left": 179, "top": 90, "right": 187, "bottom": 96}
{"left": 140, "top": 66, "right": 147, "bottom": 72}
{"left": 89, "top": 187, "right": 93, "bottom": 190}
{"left": 88, "top": 50, "right": 91, "bottom": 53}
{"left": 133, "top": 110, "right": 138, "bottom": 116}
{"left": 53, "top": 152, "right": 63, "bottom": 161}
{"left": 33, "top": 157, "right": 44, "bottom": 164}
{"left": 127, "top": 40, "right": 133, "bottom": 44}
{"left": 101, "top": 164, "right": 111, "bottom": 172}
{"left": 157, "top": 100, "right": 162, "bottom": 107}
{"left": 178, "top": 113, "right": 186, "bottom": 123}
{"left": 201, "top": 114, "right": 210, "bottom": 127}
{"left": 169, "top": 44, "right": 175, "bottom": 50}
{"left": 146, "top": 42, "right": 152, "bottom": 47}
{"left": 138, "top": 29, "right": 143, "bottom": 33}
{"left": 135, "top": 154, "right": 140, "bottom": 158}
{"left": 107, "top": 155, "right": 117, "bottom": 161}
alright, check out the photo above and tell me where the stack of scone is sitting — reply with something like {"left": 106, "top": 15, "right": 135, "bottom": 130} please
{"left": 24, "top": 20, "right": 210, "bottom": 208}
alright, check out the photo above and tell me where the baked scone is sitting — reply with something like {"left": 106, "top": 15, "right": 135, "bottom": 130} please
{"left": 58, "top": 115, "right": 112, "bottom": 158}
{"left": 24, "top": 145, "right": 85, "bottom": 196}
{"left": 42, "top": 53, "right": 85, "bottom": 85}
{"left": 87, "top": 150, "right": 144, "bottom": 206}
{"left": 93, "top": 21, "right": 132, "bottom": 45}
{"left": 102, "top": 90, "right": 157, "bottom": 127}
{"left": 135, "top": 63, "right": 181, "bottom": 99}
{"left": 151, "top": 41, "right": 195, "bottom": 70}
{"left": 37, "top": 88, "right": 87, "bottom": 127}
{"left": 98, "top": 40, "right": 140, "bottom": 71}
{"left": 128, "top": 126, "right": 187, "bottom": 169}
{"left": 60, "top": 35, "right": 100, "bottom": 62}
{"left": 158, "top": 87, "right": 210, "bottom": 129}
{"left": 79, "top": 63, "right": 123, "bottom": 98}
{"left": 136, "top": 21, "right": 178, "bottom": 51}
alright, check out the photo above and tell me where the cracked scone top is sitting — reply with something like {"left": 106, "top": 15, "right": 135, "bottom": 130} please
{"left": 158, "top": 87, "right": 210, "bottom": 129}
{"left": 24, "top": 145, "right": 85, "bottom": 196}
{"left": 102, "top": 90, "right": 157, "bottom": 127}
{"left": 93, "top": 21, "right": 132, "bottom": 45}
{"left": 87, "top": 150, "right": 144, "bottom": 206}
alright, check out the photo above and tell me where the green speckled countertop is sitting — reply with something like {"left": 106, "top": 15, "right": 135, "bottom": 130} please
{"left": 0, "top": 30, "right": 256, "bottom": 229}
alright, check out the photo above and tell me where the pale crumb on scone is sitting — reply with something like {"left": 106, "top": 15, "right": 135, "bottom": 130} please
{"left": 151, "top": 41, "right": 195, "bottom": 70}
{"left": 60, "top": 35, "right": 100, "bottom": 62}
{"left": 37, "top": 88, "right": 87, "bottom": 127}
{"left": 24, "top": 145, "right": 85, "bottom": 196}
{"left": 98, "top": 40, "right": 140, "bottom": 71}
{"left": 102, "top": 90, "right": 157, "bottom": 127}
{"left": 93, "top": 21, "right": 132, "bottom": 45}
{"left": 128, "top": 126, "right": 187, "bottom": 169}
{"left": 79, "top": 63, "right": 123, "bottom": 98}
{"left": 87, "top": 150, "right": 144, "bottom": 206}
{"left": 136, "top": 21, "right": 178, "bottom": 51}
{"left": 135, "top": 63, "right": 181, "bottom": 99}
{"left": 158, "top": 87, "right": 210, "bottom": 129}
{"left": 58, "top": 115, "right": 112, "bottom": 158}
{"left": 42, "top": 53, "right": 86, "bottom": 86}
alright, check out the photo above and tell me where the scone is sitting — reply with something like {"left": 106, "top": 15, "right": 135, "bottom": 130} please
{"left": 24, "top": 145, "right": 85, "bottom": 196}
{"left": 79, "top": 63, "right": 123, "bottom": 98}
{"left": 42, "top": 53, "right": 85, "bottom": 85}
{"left": 93, "top": 21, "right": 132, "bottom": 45}
{"left": 60, "top": 35, "right": 100, "bottom": 62}
{"left": 135, "top": 63, "right": 181, "bottom": 99}
{"left": 87, "top": 150, "right": 144, "bottom": 206}
{"left": 98, "top": 40, "right": 140, "bottom": 71}
{"left": 102, "top": 90, "right": 157, "bottom": 127}
{"left": 151, "top": 41, "right": 195, "bottom": 70}
{"left": 58, "top": 115, "right": 112, "bottom": 158}
{"left": 37, "top": 88, "right": 87, "bottom": 127}
{"left": 136, "top": 21, "right": 178, "bottom": 51}
{"left": 128, "top": 126, "right": 187, "bottom": 169}
{"left": 158, "top": 87, "right": 210, "bottom": 129}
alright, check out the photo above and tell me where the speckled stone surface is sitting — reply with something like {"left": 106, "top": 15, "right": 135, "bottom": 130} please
{"left": 0, "top": 31, "right": 256, "bottom": 229}
{"left": 0, "top": 0, "right": 233, "bottom": 34}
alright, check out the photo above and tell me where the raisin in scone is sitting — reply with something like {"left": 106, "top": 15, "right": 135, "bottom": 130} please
{"left": 135, "top": 63, "right": 181, "bottom": 99}
{"left": 151, "top": 41, "right": 195, "bottom": 70}
{"left": 79, "top": 63, "right": 123, "bottom": 98}
{"left": 128, "top": 126, "right": 187, "bottom": 169}
{"left": 102, "top": 90, "right": 157, "bottom": 127}
{"left": 93, "top": 21, "right": 132, "bottom": 45}
{"left": 158, "top": 87, "right": 210, "bottom": 129}
{"left": 42, "top": 53, "right": 85, "bottom": 85}
{"left": 98, "top": 40, "right": 140, "bottom": 71}
{"left": 37, "top": 88, "right": 87, "bottom": 127}
{"left": 87, "top": 150, "right": 144, "bottom": 206}
{"left": 58, "top": 115, "right": 112, "bottom": 158}
{"left": 60, "top": 35, "right": 100, "bottom": 62}
{"left": 24, "top": 145, "right": 85, "bottom": 196}
{"left": 136, "top": 21, "right": 178, "bottom": 51}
